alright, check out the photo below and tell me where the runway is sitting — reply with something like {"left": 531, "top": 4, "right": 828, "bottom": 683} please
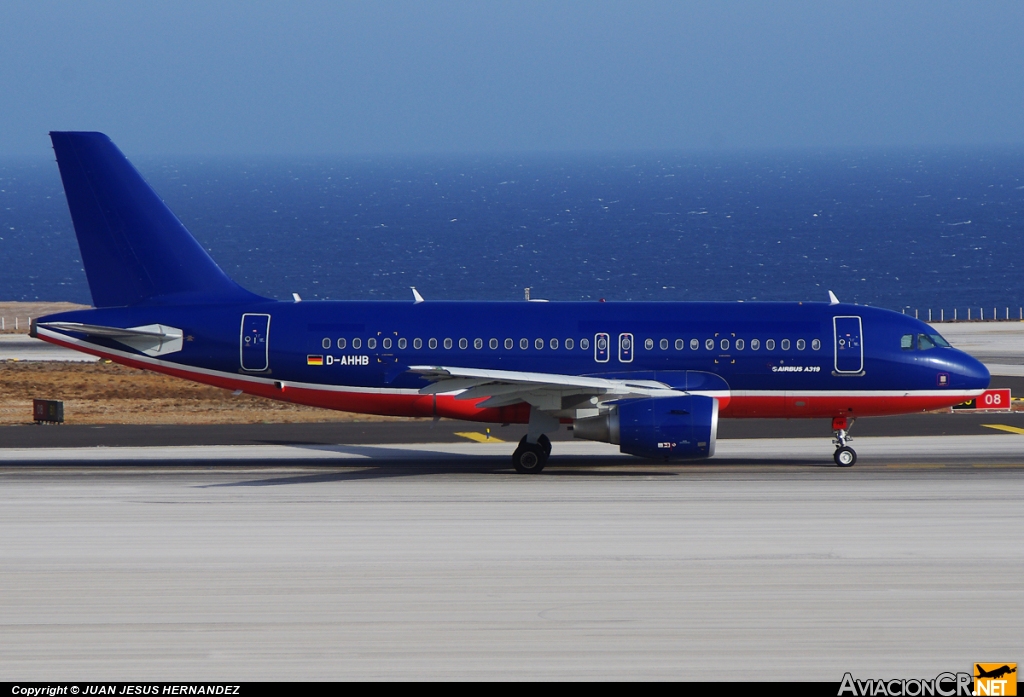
{"left": 1, "top": 436, "right": 1022, "bottom": 680}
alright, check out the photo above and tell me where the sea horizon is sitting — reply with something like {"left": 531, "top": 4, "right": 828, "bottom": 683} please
{"left": 2, "top": 146, "right": 1023, "bottom": 312}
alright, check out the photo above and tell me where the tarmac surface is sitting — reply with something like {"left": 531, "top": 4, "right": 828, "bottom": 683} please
{"left": 0, "top": 333, "right": 97, "bottom": 361}
{"left": 1, "top": 442, "right": 1021, "bottom": 680}
{"left": 3, "top": 411, "right": 1024, "bottom": 449}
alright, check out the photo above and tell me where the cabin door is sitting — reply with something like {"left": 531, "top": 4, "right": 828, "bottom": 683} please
{"left": 833, "top": 316, "right": 863, "bottom": 374}
{"left": 240, "top": 313, "right": 270, "bottom": 371}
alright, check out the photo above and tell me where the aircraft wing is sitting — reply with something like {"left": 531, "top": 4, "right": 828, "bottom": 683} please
{"left": 36, "top": 321, "right": 184, "bottom": 357}
{"left": 408, "top": 364, "right": 689, "bottom": 412}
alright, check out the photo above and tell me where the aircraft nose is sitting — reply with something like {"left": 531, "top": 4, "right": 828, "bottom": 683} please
{"left": 954, "top": 350, "right": 990, "bottom": 390}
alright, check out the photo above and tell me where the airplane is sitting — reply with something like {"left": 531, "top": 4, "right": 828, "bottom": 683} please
{"left": 975, "top": 665, "right": 1016, "bottom": 680}
{"left": 32, "top": 132, "right": 990, "bottom": 473}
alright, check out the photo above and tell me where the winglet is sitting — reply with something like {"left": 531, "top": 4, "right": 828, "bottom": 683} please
{"left": 828, "top": 290, "right": 840, "bottom": 305}
{"left": 411, "top": 287, "right": 424, "bottom": 304}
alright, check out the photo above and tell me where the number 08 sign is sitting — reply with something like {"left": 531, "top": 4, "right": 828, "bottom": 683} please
{"left": 953, "top": 388, "right": 1012, "bottom": 411}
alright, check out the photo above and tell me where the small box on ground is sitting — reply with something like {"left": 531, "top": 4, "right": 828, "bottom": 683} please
{"left": 33, "top": 399, "right": 64, "bottom": 423}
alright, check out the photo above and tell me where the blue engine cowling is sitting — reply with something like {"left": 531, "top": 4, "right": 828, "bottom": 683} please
{"left": 574, "top": 394, "right": 719, "bottom": 460}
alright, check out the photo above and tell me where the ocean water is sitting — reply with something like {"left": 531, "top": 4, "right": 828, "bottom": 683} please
{"left": 1, "top": 149, "right": 1023, "bottom": 313}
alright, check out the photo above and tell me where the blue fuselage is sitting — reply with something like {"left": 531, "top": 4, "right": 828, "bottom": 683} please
{"left": 38, "top": 298, "right": 989, "bottom": 422}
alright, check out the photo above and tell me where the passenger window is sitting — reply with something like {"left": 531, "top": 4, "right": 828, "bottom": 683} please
{"left": 520, "top": 338, "right": 529, "bottom": 350}
{"left": 901, "top": 334, "right": 913, "bottom": 350}
{"left": 428, "top": 338, "right": 437, "bottom": 349}
{"left": 735, "top": 338, "right": 745, "bottom": 350}
{"left": 550, "top": 338, "right": 558, "bottom": 349}
{"left": 398, "top": 338, "right": 407, "bottom": 349}
{"left": 751, "top": 339, "right": 760, "bottom": 350}
{"left": 382, "top": 338, "right": 392, "bottom": 350}
{"left": 811, "top": 338, "right": 820, "bottom": 351}
{"left": 337, "top": 338, "right": 347, "bottom": 349}
{"left": 459, "top": 338, "right": 468, "bottom": 349}
{"left": 690, "top": 338, "right": 699, "bottom": 350}
{"left": 581, "top": 338, "right": 590, "bottom": 350}
{"left": 781, "top": 339, "right": 790, "bottom": 350}
{"left": 535, "top": 338, "right": 544, "bottom": 350}
{"left": 675, "top": 339, "right": 684, "bottom": 350}
{"left": 645, "top": 338, "right": 654, "bottom": 350}
{"left": 720, "top": 339, "right": 730, "bottom": 351}
{"left": 565, "top": 338, "right": 574, "bottom": 350}
{"left": 705, "top": 338, "right": 714, "bottom": 350}
{"left": 505, "top": 338, "right": 513, "bottom": 349}
{"left": 474, "top": 338, "right": 483, "bottom": 349}
{"left": 918, "top": 334, "right": 936, "bottom": 350}
{"left": 322, "top": 338, "right": 331, "bottom": 349}
{"left": 414, "top": 338, "right": 422, "bottom": 349}
{"left": 796, "top": 339, "right": 805, "bottom": 350}
{"left": 660, "top": 338, "right": 669, "bottom": 350}
{"left": 766, "top": 339, "right": 775, "bottom": 350}
{"left": 489, "top": 338, "right": 498, "bottom": 349}
{"left": 444, "top": 338, "right": 452, "bottom": 349}
{"left": 352, "top": 338, "right": 362, "bottom": 349}
{"left": 367, "top": 338, "right": 377, "bottom": 350}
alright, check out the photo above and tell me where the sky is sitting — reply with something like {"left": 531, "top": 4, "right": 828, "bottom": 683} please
{"left": 1, "top": 1, "right": 1023, "bottom": 157}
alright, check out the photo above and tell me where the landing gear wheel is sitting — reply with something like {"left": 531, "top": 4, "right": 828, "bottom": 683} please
{"left": 538, "top": 434, "right": 552, "bottom": 456}
{"left": 834, "top": 446, "right": 856, "bottom": 467}
{"left": 512, "top": 439, "right": 547, "bottom": 474}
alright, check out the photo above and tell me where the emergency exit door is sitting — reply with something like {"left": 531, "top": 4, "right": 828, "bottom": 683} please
{"left": 240, "top": 313, "right": 270, "bottom": 371}
{"left": 833, "top": 316, "right": 863, "bottom": 374}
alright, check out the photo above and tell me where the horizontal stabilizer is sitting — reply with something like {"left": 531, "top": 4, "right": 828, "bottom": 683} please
{"left": 38, "top": 321, "right": 184, "bottom": 357}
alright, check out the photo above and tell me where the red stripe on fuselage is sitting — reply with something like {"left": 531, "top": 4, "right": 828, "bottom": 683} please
{"left": 38, "top": 333, "right": 974, "bottom": 422}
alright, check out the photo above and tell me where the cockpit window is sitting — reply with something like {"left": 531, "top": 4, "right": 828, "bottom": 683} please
{"left": 901, "top": 334, "right": 913, "bottom": 350}
{"left": 930, "top": 333, "right": 951, "bottom": 348}
{"left": 917, "top": 334, "right": 936, "bottom": 350}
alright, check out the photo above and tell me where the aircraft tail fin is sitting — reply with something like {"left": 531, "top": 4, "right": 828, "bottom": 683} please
{"left": 50, "top": 131, "right": 262, "bottom": 308}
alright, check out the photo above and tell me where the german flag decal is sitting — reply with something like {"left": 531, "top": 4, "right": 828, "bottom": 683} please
{"left": 306, "top": 355, "right": 324, "bottom": 366}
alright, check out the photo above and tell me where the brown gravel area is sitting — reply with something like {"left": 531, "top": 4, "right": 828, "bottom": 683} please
{"left": 0, "top": 301, "right": 90, "bottom": 333}
{"left": 0, "top": 360, "right": 409, "bottom": 425}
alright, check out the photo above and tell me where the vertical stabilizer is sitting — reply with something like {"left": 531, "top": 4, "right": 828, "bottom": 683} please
{"left": 50, "top": 131, "right": 261, "bottom": 307}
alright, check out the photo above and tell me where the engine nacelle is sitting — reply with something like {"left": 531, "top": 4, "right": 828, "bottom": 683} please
{"left": 573, "top": 394, "right": 719, "bottom": 460}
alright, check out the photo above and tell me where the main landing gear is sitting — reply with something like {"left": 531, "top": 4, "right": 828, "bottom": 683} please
{"left": 512, "top": 434, "right": 551, "bottom": 474}
{"left": 832, "top": 416, "right": 856, "bottom": 467}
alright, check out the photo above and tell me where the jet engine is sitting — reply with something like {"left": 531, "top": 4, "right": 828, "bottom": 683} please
{"left": 573, "top": 394, "right": 719, "bottom": 460}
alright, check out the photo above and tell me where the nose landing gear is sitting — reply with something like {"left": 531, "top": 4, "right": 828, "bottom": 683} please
{"left": 832, "top": 416, "right": 856, "bottom": 467}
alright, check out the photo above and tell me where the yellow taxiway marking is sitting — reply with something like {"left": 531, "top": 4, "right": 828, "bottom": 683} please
{"left": 454, "top": 431, "right": 505, "bottom": 443}
{"left": 981, "top": 424, "right": 1024, "bottom": 435}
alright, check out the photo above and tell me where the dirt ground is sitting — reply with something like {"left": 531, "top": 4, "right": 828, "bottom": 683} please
{"left": 0, "top": 360, "right": 410, "bottom": 425}
{"left": 0, "top": 301, "right": 90, "bottom": 333}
